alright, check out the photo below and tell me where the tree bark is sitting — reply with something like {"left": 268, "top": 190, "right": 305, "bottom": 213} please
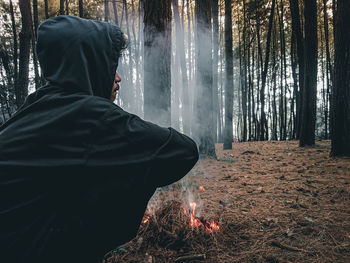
{"left": 17, "top": 0, "right": 33, "bottom": 107}
{"left": 112, "top": 0, "right": 119, "bottom": 26}
{"left": 299, "top": 0, "right": 317, "bottom": 147}
{"left": 79, "top": 0, "right": 84, "bottom": 18}
{"left": 260, "top": 0, "right": 275, "bottom": 141}
{"left": 9, "top": 0, "right": 18, "bottom": 92}
{"left": 271, "top": 19, "right": 278, "bottom": 140}
{"left": 172, "top": 0, "right": 190, "bottom": 135}
{"left": 212, "top": 0, "right": 219, "bottom": 142}
{"left": 44, "top": 0, "right": 49, "bottom": 19}
{"left": 194, "top": 0, "right": 216, "bottom": 157}
{"left": 144, "top": 0, "right": 172, "bottom": 127}
{"left": 32, "top": 0, "right": 40, "bottom": 89}
{"left": 105, "top": 0, "right": 109, "bottom": 22}
{"left": 331, "top": 0, "right": 350, "bottom": 156}
{"left": 223, "top": 0, "right": 233, "bottom": 149}
{"left": 241, "top": 0, "right": 248, "bottom": 142}
{"left": 289, "top": 0, "right": 304, "bottom": 139}
{"left": 323, "top": 0, "right": 332, "bottom": 139}
{"left": 65, "top": 0, "right": 69, "bottom": 15}
{"left": 59, "top": 0, "right": 65, "bottom": 15}
{"left": 290, "top": 30, "right": 298, "bottom": 139}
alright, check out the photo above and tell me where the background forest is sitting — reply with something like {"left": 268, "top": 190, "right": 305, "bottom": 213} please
{"left": 1, "top": 1, "right": 350, "bottom": 262}
{"left": 0, "top": 0, "right": 349, "bottom": 157}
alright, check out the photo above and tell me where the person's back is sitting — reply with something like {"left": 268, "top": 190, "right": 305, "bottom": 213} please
{"left": 0, "top": 16, "right": 198, "bottom": 263}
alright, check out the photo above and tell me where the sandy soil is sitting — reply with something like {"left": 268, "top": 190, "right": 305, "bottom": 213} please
{"left": 108, "top": 140, "right": 350, "bottom": 263}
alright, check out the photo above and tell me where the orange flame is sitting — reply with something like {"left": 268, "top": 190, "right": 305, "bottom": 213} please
{"left": 189, "top": 202, "right": 219, "bottom": 232}
{"left": 142, "top": 215, "right": 150, "bottom": 224}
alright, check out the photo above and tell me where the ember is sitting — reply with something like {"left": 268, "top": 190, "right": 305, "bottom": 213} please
{"left": 142, "top": 215, "right": 150, "bottom": 224}
{"left": 189, "top": 202, "right": 219, "bottom": 232}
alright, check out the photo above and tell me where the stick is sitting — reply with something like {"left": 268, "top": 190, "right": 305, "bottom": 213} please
{"left": 174, "top": 254, "right": 206, "bottom": 263}
{"left": 270, "top": 240, "right": 306, "bottom": 252}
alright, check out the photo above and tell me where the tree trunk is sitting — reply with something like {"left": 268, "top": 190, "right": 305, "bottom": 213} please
{"left": 323, "top": 0, "right": 332, "bottom": 139}
{"left": 172, "top": 0, "right": 190, "bottom": 135}
{"left": 289, "top": 0, "right": 304, "bottom": 139}
{"left": 44, "top": 0, "right": 49, "bottom": 19}
{"left": 32, "top": 0, "right": 39, "bottom": 36}
{"left": 331, "top": 0, "right": 350, "bottom": 156}
{"left": 299, "top": 0, "right": 317, "bottom": 147}
{"left": 79, "top": 0, "right": 84, "bottom": 18}
{"left": 272, "top": 20, "right": 278, "bottom": 140}
{"left": 290, "top": 30, "right": 298, "bottom": 139}
{"left": 219, "top": 27, "right": 224, "bottom": 142}
{"left": 248, "top": 44, "right": 252, "bottom": 140}
{"left": 241, "top": 0, "right": 248, "bottom": 142}
{"left": 223, "top": 0, "right": 233, "bottom": 150}
{"left": 17, "top": 0, "right": 33, "bottom": 107}
{"left": 65, "top": 0, "right": 69, "bottom": 15}
{"left": 144, "top": 0, "right": 172, "bottom": 127}
{"left": 212, "top": 0, "right": 219, "bottom": 142}
{"left": 59, "top": 0, "right": 65, "bottom": 15}
{"left": 112, "top": 0, "right": 119, "bottom": 26}
{"left": 194, "top": 0, "right": 216, "bottom": 157}
{"left": 123, "top": 0, "right": 136, "bottom": 110}
{"left": 105, "top": 0, "right": 109, "bottom": 22}
{"left": 260, "top": 0, "right": 275, "bottom": 141}
{"left": 9, "top": 0, "right": 18, "bottom": 93}
{"left": 32, "top": 0, "right": 40, "bottom": 89}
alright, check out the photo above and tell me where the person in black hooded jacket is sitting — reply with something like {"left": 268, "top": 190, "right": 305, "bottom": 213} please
{"left": 0, "top": 16, "right": 198, "bottom": 263}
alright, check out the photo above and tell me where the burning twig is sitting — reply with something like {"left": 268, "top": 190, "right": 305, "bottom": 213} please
{"left": 174, "top": 254, "right": 206, "bottom": 263}
{"left": 189, "top": 202, "right": 220, "bottom": 232}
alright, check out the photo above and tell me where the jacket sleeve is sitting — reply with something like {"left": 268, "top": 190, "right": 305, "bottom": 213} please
{"left": 148, "top": 127, "right": 199, "bottom": 187}
{"left": 97, "top": 106, "right": 199, "bottom": 187}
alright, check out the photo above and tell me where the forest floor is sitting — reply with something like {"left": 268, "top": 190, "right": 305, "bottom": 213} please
{"left": 108, "top": 140, "right": 350, "bottom": 263}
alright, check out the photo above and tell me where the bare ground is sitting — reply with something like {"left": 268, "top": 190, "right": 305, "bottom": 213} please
{"left": 108, "top": 140, "right": 350, "bottom": 263}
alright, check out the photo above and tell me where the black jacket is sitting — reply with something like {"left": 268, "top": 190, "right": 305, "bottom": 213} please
{"left": 0, "top": 16, "right": 198, "bottom": 263}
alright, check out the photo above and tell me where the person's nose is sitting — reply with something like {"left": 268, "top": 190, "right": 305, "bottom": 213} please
{"left": 115, "top": 72, "right": 121, "bottom": 83}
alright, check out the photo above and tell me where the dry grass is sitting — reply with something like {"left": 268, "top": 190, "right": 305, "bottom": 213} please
{"left": 106, "top": 140, "right": 350, "bottom": 263}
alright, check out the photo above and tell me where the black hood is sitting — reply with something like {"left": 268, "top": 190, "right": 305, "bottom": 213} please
{"left": 37, "top": 15, "right": 122, "bottom": 99}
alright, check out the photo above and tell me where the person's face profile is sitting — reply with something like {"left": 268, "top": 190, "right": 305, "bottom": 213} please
{"left": 110, "top": 72, "right": 121, "bottom": 102}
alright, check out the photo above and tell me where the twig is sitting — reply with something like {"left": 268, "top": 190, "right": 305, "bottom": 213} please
{"left": 270, "top": 240, "right": 307, "bottom": 252}
{"left": 174, "top": 254, "right": 206, "bottom": 263}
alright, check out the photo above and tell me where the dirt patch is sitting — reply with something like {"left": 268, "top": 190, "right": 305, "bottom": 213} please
{"left": 107, "top": 140, "right": 350, "bottom": 262}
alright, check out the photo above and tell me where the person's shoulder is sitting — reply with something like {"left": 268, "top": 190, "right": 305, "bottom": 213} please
{"left": 78, "top": 96, "right": 136, "bottom": 127}
{"left": 80, "top": 96, "right": 123, "bottom": 114}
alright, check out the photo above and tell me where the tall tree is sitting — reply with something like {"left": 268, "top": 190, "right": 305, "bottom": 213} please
{"left": 289, "top": 0, "right": 304, "bottom": 139}
{"left": 104, "top": 0, "right": 109, "bottom": 22}
{"left": 223, "top": 0, "right": 233, "bottom": 149}
{"left": 59, "top": 0, "right": 65, "bottom": 15}
{"left": 322, "top": 0, "right": 332, "bottom": 139}
{"left": 44, "top": 0, "right": 49, "bottom": 18}
{"left": 194, "top": 0, "right": 216, "bottom": 157}
{"left": 172, "top": 0, "right": 190, "bottom": 135}
{"left": 212, "top": 0, "right": 219, "bottom": 142}
{"left": 299, "top": 0, "right": 317, "bottom": 147}
{"left": 331, "top": 0, "right": 350, "bottom": 156}
{"left": 144, "top": 0, "right": 172, "bottom": 126}
{"left": 112, "top": 0, "right": 119, "bottom": 26}
{"left": 17, "top": 0, "right": 33, "bottom": 107}
{"left": 65, "top": 0, "right": 69, "bottom": 15}
{"left": 259, "top": 0, "right": 275, "bottom": 140}
{"left": 32, "top": 0, "right": 40, "bottom": 89}
{"left": 79, "top": 0, "right": 84, "bottom": 18}
{"left": 9, "top": 0, "right": 18, "bottom": 92}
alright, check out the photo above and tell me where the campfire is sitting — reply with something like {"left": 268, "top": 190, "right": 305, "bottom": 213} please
{"left": 108, "top": 200, "right": 223, "bottom": 263}
{"left": 188, "top": 202, "right": 220, "bottom": 232}
{"left": 142, "top": 201, "right": 220, "bottom": 232}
